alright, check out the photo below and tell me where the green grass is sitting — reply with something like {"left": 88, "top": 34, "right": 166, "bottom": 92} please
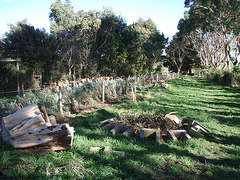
{"left": 1, "top": 76, "right": 240, "bottom": 179}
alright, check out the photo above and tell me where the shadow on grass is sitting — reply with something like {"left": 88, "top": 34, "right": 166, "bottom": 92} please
{"left": 71, "top": 109, "right": 116, "bottom": 127}
{"left": 212, "top": 114, "right": 240, "bottom": 128}
{"left": 207, "top": 133, "right": 240, "bottom": 147}
{"left": 70, "top": 108, "right": 240, "bottom": 180}
{"left": 203, "top": 98, "right": 240, "bottom": 110}
{"left": 169, "top": 77, "right": 221, "bottom": 90}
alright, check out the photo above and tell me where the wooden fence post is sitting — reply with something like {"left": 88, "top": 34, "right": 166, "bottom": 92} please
{"left": 102, "top": 81, "right": 105, "bottom": 104}
{"left": 21, "top": 84, "right": 24, "bottom": 96}
{"left": 41, "top": 106, "right": 50, "bottom": 123}
{"left": 59, "top": 87, "right": 63, "bottom": 116}
{"left": 125, "top": 78, "right": 128, "bottom": 94}
{"left": 143, "top": 75, "right": 146, "bottom": 86}
{"left": 131, "top": 85, "right": 135, "bottom": 102}
{"left": 134, "top": 83, "right": 137, "bottom": 102}
{"left": 16, "top": 61, "right": 20, "bottom": 95}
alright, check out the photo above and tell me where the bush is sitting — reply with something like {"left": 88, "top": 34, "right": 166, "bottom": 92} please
{"left": 222, "top": 70, "right": 233, "bottom": 86}
{"left": 233, "top": 66, "right": 240, "bottom": 86}
{"left": 0, "top": 74, "right": 176, "bottom": 116}
{"left": 194, "top": 68, "right": 237, "bottom": 86}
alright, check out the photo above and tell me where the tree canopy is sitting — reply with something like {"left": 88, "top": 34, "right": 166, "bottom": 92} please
{"left": 0, "top": 20, "right": 60, "bottom": 90}
{"left": 166, "top": 0, "right": 240, "bottom": 73}
{"left": 0, "top": 0, "right": 168, "bottom": 90}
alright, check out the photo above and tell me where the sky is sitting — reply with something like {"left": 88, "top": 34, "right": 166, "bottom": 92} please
{"left": 0, "top": 0, "right": 186, "bottom": 38}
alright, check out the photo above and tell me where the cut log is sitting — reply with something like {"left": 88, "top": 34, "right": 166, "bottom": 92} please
{"left": 13, "top": 124, "right": 72, "bottom": 149}
{"left": 1, "top": 103, "right": 74, "bottom": 154}
{"left": 11, "top": 123, "right": 48, "bottom": 140}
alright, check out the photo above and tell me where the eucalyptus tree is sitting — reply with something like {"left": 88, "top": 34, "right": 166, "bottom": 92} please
{"left": 49, "top": 0, "right": 76, "bottom": 34}
{"left": 49, "top": 0, "right": 77, "bottom": 80}
{"left": 131, "top": 18, "right": 168, "bottom": 75}
{"left": 166, "top": 34, "right": 185, "bottom": 76}
{"left": 74, "top": 10, "right": 102, "bottom": 78}
{"left": 184, "top": 0, "right": 240, "bottom": 69}
{"left": 166, "top": 11, "right": 202, "bottom": 76}
{"left": 49, "top": 0, "right": 102, "bottom": 79}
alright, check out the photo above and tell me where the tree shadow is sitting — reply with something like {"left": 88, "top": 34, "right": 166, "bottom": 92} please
{"left": 205, "top": 101, "right": 240, "bottom": 109}
{"left": 212, "top": 114, "right": 240, "bottom": 128}
{"left": 169, "top": 77, "right": 221, "bottom": 90}
{"left": 207, "top": 133, "right": 240, "bottom": 147}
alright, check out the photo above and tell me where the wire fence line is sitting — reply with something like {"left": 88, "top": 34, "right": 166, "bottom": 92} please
{"left": 0, "top": 73, "right": 179, "bottom": 96}
{"left": 0, "top": 73, "right": 179, "bottom": 117}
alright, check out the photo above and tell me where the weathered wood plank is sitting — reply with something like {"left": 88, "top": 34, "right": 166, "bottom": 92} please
{"left": 3, "top": 103, "right": 38, "bottom": 125}
{"left": 15, "top": 114, "right": 45, "bottom": 132}
{"left": 5, "top": 109, "right": 41, "bottom": 130}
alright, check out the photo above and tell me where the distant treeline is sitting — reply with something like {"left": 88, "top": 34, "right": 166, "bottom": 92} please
{"left": 0, "top": 0, "right": 169, "bottom": 91}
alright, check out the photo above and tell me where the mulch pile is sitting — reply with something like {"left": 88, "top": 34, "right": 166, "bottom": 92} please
{"left": 115, "top": 111, "right": 181, "bottom": 134}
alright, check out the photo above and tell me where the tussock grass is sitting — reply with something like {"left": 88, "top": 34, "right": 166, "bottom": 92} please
{"left": 0, "top": 76, "right": 240, "bottom": 179}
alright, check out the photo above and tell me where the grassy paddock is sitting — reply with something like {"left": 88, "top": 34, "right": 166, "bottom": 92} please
{"left": 0, "top": 76, "right": 240, "bottom": 179}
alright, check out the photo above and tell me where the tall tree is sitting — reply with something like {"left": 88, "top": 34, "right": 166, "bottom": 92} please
{"left": 49, "top": 0, "right": 102, "bottom": 79}
{"left": 74, "top": 10, "right": 102, "bottom": 78}
{"left": 143, "top": 31, "right": 167, "bottom": 73}
{"left": 1, "top": 20, "right": 59, "bottom": 89}
{"left": 49, "top": 0, "right": 79, "bottom": 80}
{"left": 49, "top": 0, "right": 76, "bottom": 34}
{"left": 183, "top": 0, "right": 240, "bottom": 69}
{"left": 95, "top": 8, "right": 127, "bottom": 76}
{"left": 121, "top": 25, "right": 146, "bottom": 76}
{"left": 166, "top": 35, "right": 185, "bottom": 76}
{"left": 132, "top": 18, "right": 167, "bottom": 75}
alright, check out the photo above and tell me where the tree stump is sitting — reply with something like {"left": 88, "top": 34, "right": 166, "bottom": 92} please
{"left": 1, "top": 103, "right": 74, "bottom": 154}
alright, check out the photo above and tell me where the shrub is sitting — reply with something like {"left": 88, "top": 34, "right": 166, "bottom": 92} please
{"left": 0, "top": 79, "right": 128, "bottom": 117}
{"left": 194, "top": 68, "right": 238, "bottom": 87}
{"left": 222, "top": 70, "right": 234, "bottom": 86}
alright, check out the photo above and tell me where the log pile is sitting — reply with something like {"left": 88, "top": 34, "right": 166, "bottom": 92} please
{"left": 1, "top": 103, "right": 74, "bottom": 154}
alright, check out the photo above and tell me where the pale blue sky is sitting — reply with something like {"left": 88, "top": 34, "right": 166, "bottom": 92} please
{"left": 0, "top": 0, "right": 186, "bottom": 38}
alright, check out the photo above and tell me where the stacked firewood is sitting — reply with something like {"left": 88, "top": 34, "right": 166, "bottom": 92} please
{"left": 1, "top": 103, "right": 74, "bottom": 154}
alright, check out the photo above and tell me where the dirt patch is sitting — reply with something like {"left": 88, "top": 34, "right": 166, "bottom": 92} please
{"left": 74, "top": 94, "right": 130, "bottom": 114}
{"left": 77, "top": 103, "right": 111, "bottom": 114}
{"left": 56, "top": 115, "right": 74, "bottom": 124}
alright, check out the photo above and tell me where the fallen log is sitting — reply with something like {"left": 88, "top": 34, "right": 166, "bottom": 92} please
{"left": 1, "top": 103, "right": 74, "bottom": 154}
